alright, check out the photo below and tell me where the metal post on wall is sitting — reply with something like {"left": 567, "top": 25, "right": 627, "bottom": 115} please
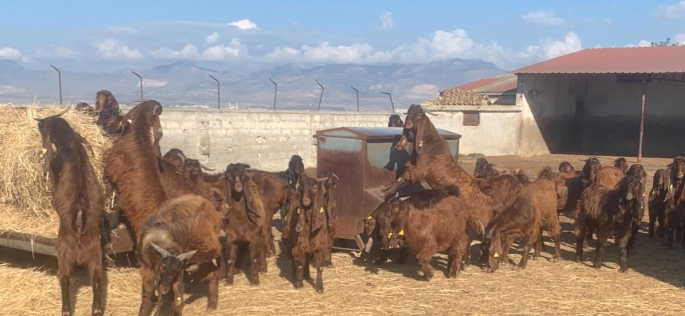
{"left": 49, "top": 64, "right": 62, "bottom": 104}
{"left": 351, "top": 86, "right": 359, "bottom": 112}
{"left": 269, "top": 78, "right": 277, "bottom": 110}
{"left": 316, "top": 80, "right": 324, "bottom": 111}
{"left": 209, "top": 75, "right": 220, "bottom": 109}
{"left": 132, "top": 71, "right": 144, "bottom": 101}
{"left": 381, "top": 91, "right": 395, "bottom": 113}
{"left": 637, "top": 79, "right": 646, "bottom": 163}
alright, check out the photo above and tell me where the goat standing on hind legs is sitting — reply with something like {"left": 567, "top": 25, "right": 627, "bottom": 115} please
{"left": 36, "top": 106, "right": 105, "bottom": 316}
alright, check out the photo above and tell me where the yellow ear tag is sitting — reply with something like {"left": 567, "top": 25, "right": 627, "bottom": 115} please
{"left": 398, "top": 230, "right": 404, "bottom": 236}
{"left": 297, "top": 208, "right": 301, "bottom": 214}
{"left": 154, "top": 290, "right": 158, "bottom": 296}
{"left": 418, "top": 140, "right": 423, "bottom": 148}
{"left": 493, "top": 252, "right": 500, "bottom": 258}
{"left": 367, "top": 216, "right": 373, "bottom": 220}
{"left": 41, "top": 148, "right": 47, "bottom": 155}
{"left": 387, "top": 233, "right": 393, "bottom": 238}
{"left": 176, "top": 297, "right": 182, "bottom": 306}
{"left": 224, "top": 202, "right": 229, "bottom": 209}
{"left": 319, "top": 207, "right": 325, "bottom": 213}
{"left": 117, "top": 121, "right": 122, "bottom": 129}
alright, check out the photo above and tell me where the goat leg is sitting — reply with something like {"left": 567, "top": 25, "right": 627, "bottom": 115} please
{"left": 532, "top": 230, "right": 543, "bottom": 260}
{"left": 667, "top": 227, "right": 675, "bottom": 249}
{"left": 396, "top": 245, "right": 408, "bottom": 264}
{"left": 575, "top": 225, "right": 587, "bottom": 263}
{"left": 618, "top": 239, "right": 629, "bottom": 273}
{"left": 515, "top": 239, "right": 532, "bottom": 270}
{"left": 88, "top": 256, "right": 104, "bottom": 316}
{"left": 59, "top": 273, "right": 71, "bottom": 316}
{"left": 657, "top": 211, "right": 665, "bottom": 238}
{"left": 138, "top": 269, "right": 155, "bottom": 316}
{"left": 648, "top": 212, "right": 656, "bottom": 239}
{"left": 303, "top": 254, "right": 311, "bottom": 280}
{"left": 593, "top": 232, "right": 608, "bottom": 270}
{"left": 248, "top": 244, "right": 261, "bottom": 286}
{"left": 416, "top": 248, "right": 435, "bottom": 281}
{"left": 172, "top": 277, "right": 184, "bottom": 316}
{"left": 225, "top": 244, "right": 237, "bottom": 285}
{"left": 313, "top": 251, "right": 325, "bottom": 294}
{"left": 375, "top": 249, "right": 388, "bottom": 265}
{"left": 206, "top": 265, "right": 219, "bottom": 310}
{"left": 292, "top": 249, "right": 305, "bottom": 289}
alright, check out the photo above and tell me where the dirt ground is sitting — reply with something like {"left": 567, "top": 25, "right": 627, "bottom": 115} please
{"left": 1, "top": 154, "right": 685, "bottom": 315}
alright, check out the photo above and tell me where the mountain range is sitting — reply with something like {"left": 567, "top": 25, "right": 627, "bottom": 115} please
{"left": 0, "top": 58, "right": 506, "bottom": 111}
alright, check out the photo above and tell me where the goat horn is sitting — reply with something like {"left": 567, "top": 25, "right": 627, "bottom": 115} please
{"left": 399, "top": 196, "right": 411, "bottom": 201}
{"left": 176, "top": 250, "right": 197, "bottom": 262}
{"left": 174, "top": 152, "right": 186, "bottom": 163}
{"left": 329, "top": 173, "right": 339, "bottom": 180}
{"left": 53, "top": 106, "right": 71, "bottom": 117}
{"left": 476, "top": 220, "right": 486, "bottom": 237}
{"left": 149, "top": 242, "right": 171, "bottom": 258}
{"left": 200, "top": 163, "right": 215, "bottom": 171}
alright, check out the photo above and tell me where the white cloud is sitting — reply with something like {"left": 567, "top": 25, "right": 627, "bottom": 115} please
{"left": 0, "top": 47, "right": 22, "bottom": 60}
{"left": 602, "top": 18, "right": 612, "bottom": 25}
{"left": 675, "top": 33, "right": 685, "bottom": 44}
{"left": 150, "top": 44, "right": 201, "bottom": 59}
{"left": 656, "top": 1, "right": 685, "bottom": 19}
{"left": 0, "top": 85, "right": 26, "bottom": 95}
{"left": 638, "top": 40, "right": 652, "bottom": 47}
{"left": 21, "top": 56, "right": 33, "bottom": 63}
{"left": 108, "top": 26, "right": 138, "bottom": 34}
{"left": 95, "top": 39, "right": 142, "bottom": 60}
{"left": 202, "top": 38, "right": 248, "bottom": 60}
{"left": 228, "top": 19, "right": 258, "bottom": 30}
{"left": 205, "top": 31, "right": 219, "bottom": 43}
{"left": 266, "top": 29, "right": 581, "bottom": 70}
{"left": 379, "top": 11, "right": 395, "bottom": 30}
{"left": 35, "top": 46, "right": 77, "bottom": 59}
{"left": 521, "top": 11, "right": 564, "bottom": 26}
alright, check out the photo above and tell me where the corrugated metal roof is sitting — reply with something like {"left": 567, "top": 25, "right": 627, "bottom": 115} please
{"left": 514, "top": 46, "right": 685, "bottom": 74}
{"left": 440, "top": 73, "right": 517, "bottom": 94}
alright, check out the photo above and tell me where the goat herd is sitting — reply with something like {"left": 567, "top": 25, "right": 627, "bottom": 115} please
{"left": 30, "top": 91, "right": 683, "bottom": 316}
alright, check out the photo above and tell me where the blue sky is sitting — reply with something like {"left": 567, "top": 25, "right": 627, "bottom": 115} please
{"left": 1, "top": 0, "right": 684, "bottom": 72}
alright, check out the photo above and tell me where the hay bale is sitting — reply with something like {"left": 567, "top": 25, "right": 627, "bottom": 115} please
{"left": 0, "top": 104, "right": 114, "bottom": 238}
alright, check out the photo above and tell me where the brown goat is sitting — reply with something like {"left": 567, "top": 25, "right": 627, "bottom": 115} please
{"left": 475, "top": 174, "right": 528, "bottom": 216}
{"left": 625, "top": 164, "right": 647, "bottom": 250}
{"left": 473, "top": 157, "right": 522, "bottom": 179}
{"left": 221, "top": 163, "right": 269, "bottom": 285}
{"left": 94, "top": 90, "right": 128, "bottom": 136}
{"left": 75, "top": 102, "right": 95, "bottom": 115}
{"left": 575, "top": 176, "right": 644, "bottom": 272}
{"left": 665, "top": 157, "right": 685, "bottom": 249}
{"left": 390, "top": 194, "right": 470, "bottom": 280}
{"left": 163, "top": 148, "right": 188, "bottom": 171}
{"left": 388, "top": 114, "right": 404, "bottom": 127}
{"left": 648, "top": 168, "right": 670, "bottom": 238}
{"left": 36, "top": 107, "right": 105, "bottom": 316}
{"left": 364, "top": 186, "right": 461, "bottom": 266}
{"left": 558, "top": 161, "right": 581, "bottom": 178}
{"left": 285, "top": 175, "right": 337, "bottom": 293}
{"left": 481, "top": 171, "right": 561, "bottom": 273}
{"left": 138, "top": 195, "right": 222, "bottom": 315}
{"left": 248, "top": 168, "right": 290, "bottom": 263}
{"left": 380, "top": 104, "right": 492, "bottom": 242}
{"left": 103, "top": 101, "right": 222, "bottom": 314}
{"left": 614, "top": 157, "right": 628, "bottom": 174}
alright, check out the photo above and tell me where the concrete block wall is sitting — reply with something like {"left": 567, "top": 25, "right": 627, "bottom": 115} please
{"left": 157, "top": 108, "right": 390, "bottom": 172}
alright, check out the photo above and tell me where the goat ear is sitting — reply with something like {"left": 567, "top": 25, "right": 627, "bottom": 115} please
{"left": 176, "top": 250, "right": 197, "bottom": 262}
{"left": 394, "top": 134, "right": 408, "bottom": 151}
{"left": 491, "top": 230, "right": 503, "bottom": 258}
{"left": 242, "top": 177, "right": 262, "bottom": 224}
{"left": 414, "top": 115, "right": 426, "bottom": 155}
{"left": 150, "top": 242, "right": 171, "bottom": 258}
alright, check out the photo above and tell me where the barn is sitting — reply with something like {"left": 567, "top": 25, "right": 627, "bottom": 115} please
{"left": 514, "top": 45, "right": 685, "bottom": 159}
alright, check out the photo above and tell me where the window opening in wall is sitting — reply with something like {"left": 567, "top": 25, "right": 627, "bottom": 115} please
{"left": 463, "top": 111, "right": 480, "bottom": 126}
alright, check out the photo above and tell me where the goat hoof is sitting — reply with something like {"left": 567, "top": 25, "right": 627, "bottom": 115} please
{"left": 552, "top": 257, "right": 559, "bottom": 263}
{"left": 593, "top": 262, "right": 602, "bottom": 270}
{"left": 575, "top": 256, "right": 582, "bottom": 263}
{"left": 316, "top": 287, "right": 324, "bottom": 294}
{"left": 92, "top": 308, "right": 103, "bottom": 316}
{"left": 62, "top": 312, "right": 71, "bottom": 316}
{"left": 619, "top": 267, "right": 628, "bottom": 273}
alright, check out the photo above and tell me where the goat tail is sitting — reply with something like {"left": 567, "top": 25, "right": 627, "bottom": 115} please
{"left": 441, "top": 185, "right": 461, "bottom": 198}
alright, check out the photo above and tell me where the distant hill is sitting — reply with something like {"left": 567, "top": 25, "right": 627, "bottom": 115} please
{"left": 0, "top": 58, "right": 506, "bottom": 110}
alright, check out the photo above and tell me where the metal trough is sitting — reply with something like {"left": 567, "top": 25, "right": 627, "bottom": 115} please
{"left": 0, "top": 226, "right": 135, "bottom": 258}
{"left": 314, "top": 127, "right": 461, "bottom": 249}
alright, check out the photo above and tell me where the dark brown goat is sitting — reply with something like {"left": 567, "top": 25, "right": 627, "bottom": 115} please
{"left": 103, "top": 101, "right": 221, "bottom": 314}
{"left": 138, "top": 195, "right": 222, "bottom": 315}
{"left": 163, "top": 148, "right": 188, "bottom": 171}
{"left": 249, "top": 168, "right": 291, "bottom": 261}
{"left": 389, "top": 194, "right": 470, "bottom": 280}
{"left": 473, "top": 157, "right": 522, "bottom": 179}
{"left": 665, "top": 157, "right": 685, "bottom": 249}
{"left": 581, "top": 157, "right": 623, "bottom": 189}
{"left": 364, "top": 186, "right": 459, "bottom": 265}
{"left": 36, "top": 107, "right": 105, "bottom": 316}
{"left": 558, "top": 161, "right": 580, "bottom": 178}
{"left": 648, "top": 168, "right": 670, "bottom": 238}
{"left": 284, "top": 175, "right": 337, "bottom": 293}
{"left": 388, "top": 114, "right": 404, "bottom": 127}
{"left": 475, "top": 174, "right": 528, "bottom": 216}
{"left": 380, "top": 104, "right": 492, "bottom": 241}
{"left": 75, "top": 102, "right": 95, "bottom": 115}
{"left": 625, "top": 164, "right": 647, "bottom": 250}
{"left": 481, "top": 172, "right": 561, "bottom": 273}
{"left": 575, "top": 176, "right": 644, "bottom": 272}
{"left": 221, "top": 163, "right": 268, "bottom": 285}
{"left": 94, "top": 90, "right": 128, "bottom": 136}
{"left": 614, "top": 157, "right": 628, "bottom": 174}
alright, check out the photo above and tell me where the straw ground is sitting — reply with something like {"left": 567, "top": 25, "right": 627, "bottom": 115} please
{"left": 0, "top": 155, "right": 684, "bottom": 315}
